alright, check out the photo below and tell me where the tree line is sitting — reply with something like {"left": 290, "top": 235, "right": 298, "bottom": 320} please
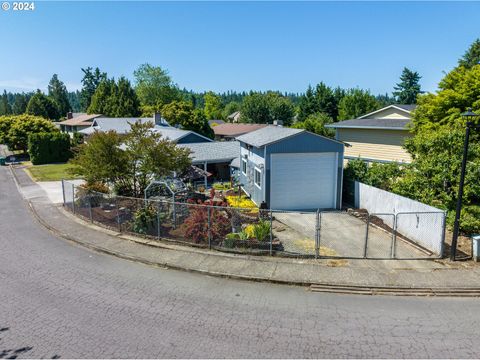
{"left": 0, "top": 62, "right": 422, "bottom": 139}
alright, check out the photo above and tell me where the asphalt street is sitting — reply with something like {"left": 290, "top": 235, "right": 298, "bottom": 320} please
{"left": 1, "top": 166, "right": 480, "bottom": 358}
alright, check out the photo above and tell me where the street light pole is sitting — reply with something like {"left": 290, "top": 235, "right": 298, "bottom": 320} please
{"left": 450, "top": 108, "right": 478, "bottom": 261}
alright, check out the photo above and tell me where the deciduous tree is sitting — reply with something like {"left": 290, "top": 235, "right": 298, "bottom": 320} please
{"left": 338, "top": 88, "right": 379, "bottom": 120}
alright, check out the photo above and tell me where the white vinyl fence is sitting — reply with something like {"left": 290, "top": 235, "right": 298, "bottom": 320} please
{"left": 354, "top": 181, "right": 446, "bottom": 255}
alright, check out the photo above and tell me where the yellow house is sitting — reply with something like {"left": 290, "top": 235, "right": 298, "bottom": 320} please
{"left": 326, "top": 104, "right": 415, "bottom": 163}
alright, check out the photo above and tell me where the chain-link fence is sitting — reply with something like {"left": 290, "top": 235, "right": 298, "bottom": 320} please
{"left": 62, "top": 180, "right": 446, "bottom": 259}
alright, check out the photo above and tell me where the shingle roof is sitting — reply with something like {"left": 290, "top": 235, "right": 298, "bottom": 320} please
{"left": 153, "top": 127, "right": 211, "bottom": 142}
{"left": 325, "top": 118, "right": 411, "bottom": 130}
{"left": 178, "top": 141, "right": 239, "bottom": 164}
{"left": 213, "top": 123, "right": 267, "bottom": 137}
{"left": 58, "top": 114, "right": 101, "bottom": 126}
{"left": 236, "top": 126, "right": 304, "bottom": 147}
{"left": 394, "top": 104, "right": 417, "bottom": 112}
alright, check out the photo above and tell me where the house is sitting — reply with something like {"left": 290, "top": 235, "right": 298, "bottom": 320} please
{"left": 177, "top": 141, "right": 240, "bottom": 186}
{"left": 325, "top": 104, "right": 416, "bottom": 163}
{"left": 213, "top": 123, "right": 267, "bottom": 141}
{"left": 58, "top": 112, "right": 102, "bottom": 137}
{"left": 79, "top": 113, "right": 212, "bottom": 144}
{"left": 236, "top": 126, "right": 344, "bottom": 211}
{"left": 227, "top": 111, "right": 241, "bottom": 123}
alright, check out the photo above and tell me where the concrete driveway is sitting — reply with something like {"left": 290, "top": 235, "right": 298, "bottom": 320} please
{"left": 274, "top": 211, "right": 428, "bottom": 259}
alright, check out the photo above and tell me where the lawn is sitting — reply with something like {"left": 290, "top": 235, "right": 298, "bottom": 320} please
{"left": 26, "top": 163, "right": 81, "bottom": 182}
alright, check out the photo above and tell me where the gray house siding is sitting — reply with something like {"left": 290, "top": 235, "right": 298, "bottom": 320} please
{"left": 239, "top": 144, "right": 265, "bottom": 205}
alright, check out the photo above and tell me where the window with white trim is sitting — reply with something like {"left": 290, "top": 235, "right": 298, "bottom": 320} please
{"left": 241, "top": 158, "right": 247, "bottom": 175}
{"left": 254, "top": 167, "right": 261, "bottom": 189}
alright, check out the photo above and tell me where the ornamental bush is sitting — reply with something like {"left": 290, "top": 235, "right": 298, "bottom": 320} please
{"left": 28, "top": 132, "right": 71, "bottom": 165}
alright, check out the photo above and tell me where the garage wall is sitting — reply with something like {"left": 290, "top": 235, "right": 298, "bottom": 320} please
{"left": 265, "top": 132, "right": 344, "bottom": 209}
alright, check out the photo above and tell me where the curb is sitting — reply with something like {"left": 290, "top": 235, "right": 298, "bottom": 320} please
{"left": 10, "top": 166, "right": 480, "bottom": 297}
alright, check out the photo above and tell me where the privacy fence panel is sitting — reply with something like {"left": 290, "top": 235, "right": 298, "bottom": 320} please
{"left": 394, "top": 212, "right": 445, "bottom": 258}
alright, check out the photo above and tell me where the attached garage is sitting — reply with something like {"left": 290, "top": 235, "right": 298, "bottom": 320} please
{"left": 270, "top": 153, "right": 338, "bottom": 210}
{"left": 236, "top": 126, "right": 344, "bottom": 211}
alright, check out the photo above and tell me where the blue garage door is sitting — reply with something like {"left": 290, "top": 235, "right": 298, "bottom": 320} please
{"left": 270, "top": 152, "right": 338, "bottom": 210}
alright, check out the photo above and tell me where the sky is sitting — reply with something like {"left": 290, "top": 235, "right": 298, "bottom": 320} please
{"left": 0, "top": 1, "right": 479, "bottom": 96}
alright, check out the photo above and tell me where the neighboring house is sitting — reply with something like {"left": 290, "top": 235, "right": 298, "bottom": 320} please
{"left": 213, "top": 123, "right": 267, "bottom": 141}
{"left": 178, "top": 141, "right": 240, "bottom": 186}
{"left": 326, "top": 104, "right": 416, "bottom": 163}
{"left": 227, "top": 111, "right": 241, "bottom": 123}
{"left": 79, "top": 113, "right": 212, "bottom": 144}
{"left": 58, "top": 112, "right": 102, "bottom": 137}
{"left": 236, "top": 126, "right": 344, "bottom": 211}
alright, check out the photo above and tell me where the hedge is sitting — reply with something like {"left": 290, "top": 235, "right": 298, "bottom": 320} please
{"left": 28, "top": 132, "right": 71, "bottom": 165}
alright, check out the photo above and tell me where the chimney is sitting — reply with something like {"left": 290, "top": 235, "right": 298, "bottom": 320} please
{"left": 67, "top": 112, "right": 73, "bottom": 119}
{"left": 153, "top": 112, "right": 162, "bottom": 126}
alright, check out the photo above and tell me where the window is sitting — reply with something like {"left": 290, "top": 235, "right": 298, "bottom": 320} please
{"left": 254, "top": 167, "right": 261, "bottom": 189}
{"left": 241, "top": 158, "right": 247, "bottom": 175}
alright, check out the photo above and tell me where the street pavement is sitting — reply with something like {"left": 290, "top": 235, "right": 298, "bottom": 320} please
{"left": 2, "top": 165, "right": 480, "bottom": 358}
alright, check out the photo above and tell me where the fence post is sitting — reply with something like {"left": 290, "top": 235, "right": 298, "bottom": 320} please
{"left": 440, "top": 211, "right": 447, "bottom": 258}
{"left": 61, "top": 179, "right": 65, "bottom": 207}
{"left": 269, "top": 209, "right": 273, "bottom": 256}
{"left": 88, "top": 194, "right": 93, "bottom": 223}
{"left": 116, "top": 197, "right": 121, "bottom": 232}
{"left": 172, "top": 201, "right": 176, "bottom": 230}
{"left": 157, "top": 201, "right": 161, "bottom": 240}
{"left": 71, "top": 183, "right": 75, "bottom": 214}
{"left": 391, "top": 214, "right": 398, "bottom": 259}
{"left": 315, "top": 209, "right": 320, "bottom": 259}
{"left": 363, "top": 214, "right": 370, "bottom": 258}
{"left": 207, "top": 205, "right": 212, "bottom": 249}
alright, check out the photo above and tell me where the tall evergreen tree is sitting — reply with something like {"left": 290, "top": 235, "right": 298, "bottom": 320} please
{"left": 12, "top": 93, "right": 31, "bottom": 114}
{"left": 80, "top": 67, "right": 107, "bottom": 111}
{"left": 88, "top": 77, "right": 140, "bottom": 117}
{"left": 48, "top": 74, "right": 71, "bottom": 118}
{"left": 297, "top": 86, "right": 316, "bottom": 122}
{"left": 393, "top": 67, "right": 422, "bottom": 104}
{"left": 0, "top": 90, "right": 12, "bottom": 115}
{"left": 458, "top": 38, "right": 480, "bottom": 69}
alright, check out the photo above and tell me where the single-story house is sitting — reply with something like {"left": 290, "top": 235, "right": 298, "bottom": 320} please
{"left": 178, "top": 141, "right": 240, "bottom": 186}
{"left": 58, "top": 112, "right": 102, "bottom": 137}
{"left": 79, "top": 113, "right": 211, "bottom": 144}
{"left": 236, "top": 126, "right": 344, "bottom": 211}
{"left": 325, "top": 104, "right": 415, "bottom": 163}
{"left": 213, "top": 123, "right": 267, "bottom": 141}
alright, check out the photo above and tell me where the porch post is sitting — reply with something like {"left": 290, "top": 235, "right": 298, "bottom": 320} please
{"left": 204, "top": 161, "right": 208, "bottom": 188}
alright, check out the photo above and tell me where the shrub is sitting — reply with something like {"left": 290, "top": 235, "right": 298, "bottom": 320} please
{"left": 253, "top": 220, "right": 271, "bottom": 242}
{"left": 183, "top": 189, "right": 230, "bottom": 243}
{"left": 28, "top": 132, "right": 71, "bottom": 165}
{"left": 226, "top": 195, "right": 257, "bottom": 209}
{"left": 132, "top": 205, "right": 157, "bottom": 235}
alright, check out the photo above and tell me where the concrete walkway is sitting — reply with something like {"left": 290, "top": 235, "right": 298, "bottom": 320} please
{"left": 9, "top": 164, "right": 480, "bottom": 292}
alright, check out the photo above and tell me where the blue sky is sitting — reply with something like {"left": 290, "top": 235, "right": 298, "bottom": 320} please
{"left": 1, "top": 1, "right": 479, "bottom": 95}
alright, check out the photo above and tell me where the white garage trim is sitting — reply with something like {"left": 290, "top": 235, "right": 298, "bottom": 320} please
{"left": 270, "top": 152, "right": 339, "bottom": 210}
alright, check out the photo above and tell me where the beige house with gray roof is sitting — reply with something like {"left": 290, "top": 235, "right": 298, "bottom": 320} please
{"left": 326, "top": 104, "right": 415, "bottom": 163}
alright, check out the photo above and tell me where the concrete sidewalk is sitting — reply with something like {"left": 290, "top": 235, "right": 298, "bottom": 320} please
{"left": 10, "top": 164, "right": 480, "bottom": 293}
